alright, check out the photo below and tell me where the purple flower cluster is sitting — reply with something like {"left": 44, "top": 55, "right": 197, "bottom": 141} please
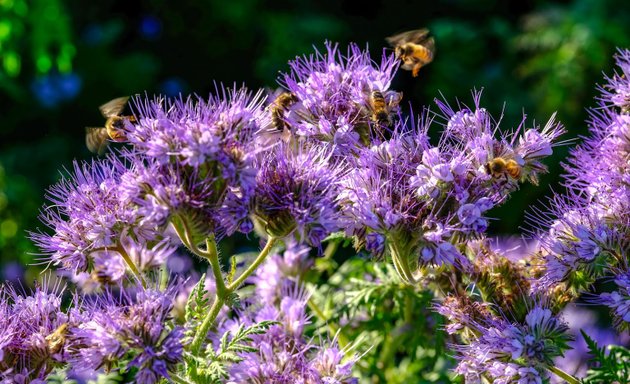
{"left": 254, "top": 145, "right": 345, "bottom": 246}
{"left": 20, "top": 37, "right": 609, "bottom": 383}
{"left": 338, "top": 93, "right": 562, "bottom": 281}
{"left": 67, "top": 284, "right": 184, "bottom": 383}
{"left": 0, "top": 281, "right": 67, "bottom": 383}
{"left": 438, "top": 297, "right": 571, "bottom": 383}
{"left": 0, "top": 278, "right": 184, "bottom": 384}
{"left": 220, "top": 248, "right": 357, "bottom": 383}
{"left": 530, "top": 49, "right": 630, "bottom": 328}
{"left": 278, "top": 42, "right": 399, "bottom": 152}
{"left": 31, "top": 158, "right": 172, "bottom": 282}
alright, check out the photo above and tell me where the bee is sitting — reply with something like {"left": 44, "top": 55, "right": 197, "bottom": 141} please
{"left": 369, "top": 90, "right": 402, "bottom": 126}
{"left": 386, "top": 28, "right": 435, "bottom": 77}
{"left": 46, "top": 323, "right": 69, "bottom": 355}
{"left": 485, "top": 157, "right": 522, "bottom": 180}
{"left": 85, "top": 96, "right": 135, "bottom": 155}
{"left": 269, "top": 92, "right": 299, "bottom": 141}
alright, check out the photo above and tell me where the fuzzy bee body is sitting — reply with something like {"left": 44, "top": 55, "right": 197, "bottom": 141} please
{"left": 386, "top": 29, "right": 435, "bottom": 77}
{"left": 86, "top": 96, "right": 134, "bottom": 155}
{"left": 269, "top": 92, "right": 299, "bottom": 140}
{"left": 368, "top": 90, "right": 402, "bottom": 127}
{"left": 46, "top": 323, "right": 69, "bottom": 355}
{"left": 485, "top": 157, "right": 522, "bottom": 180}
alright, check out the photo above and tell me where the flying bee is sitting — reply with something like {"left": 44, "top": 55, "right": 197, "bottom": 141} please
{"left": 46, "top": 323, "right": 69, "bottom": 355}
{"left": 485, "top": 157, "right": 522, "bottom": 181}
{"left": 369, "top": 90, "right": 402, "bottom": 126}
{"left": 269, "top": 92, "right": 299, "bottom": 141}
{"left": 85, "top": 96, "right": 135, "bottom": 155}
{"left": 386, "top": 28, "right": 435, "bottom": 77}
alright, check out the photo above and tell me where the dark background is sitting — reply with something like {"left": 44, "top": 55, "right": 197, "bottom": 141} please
{"left": 2, "top": 0, "right": 630, "bottom": 281}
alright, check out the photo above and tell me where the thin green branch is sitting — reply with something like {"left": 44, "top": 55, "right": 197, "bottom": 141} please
{"left": 117, "top": 246, "right": 146, "bottom": 288}
{"left": 228, "top": 237, "right": 278, "bottom": 291}
{"left": 548, "top": 366, "right": 580, "bottom": 384}
{"left": 190, "top": 294, "right": 226, "bottom": 355}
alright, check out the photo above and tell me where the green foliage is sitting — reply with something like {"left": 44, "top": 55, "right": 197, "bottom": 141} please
{"left": 185, "top": 273, "right": 210, "bottom": 336}
{"left": 183, "top": 320, "right": 277, "bottom": 383}
{"left": 310, "top": 257, "right": 459, "bottom": 383}
{"left": 581, "top": 330, "right": 630, "bottom": 384}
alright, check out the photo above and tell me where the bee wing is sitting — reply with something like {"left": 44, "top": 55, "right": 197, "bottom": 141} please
{"left": 421, "top": 36, "right": 436, "bottom": 56}
{"left": 386, "top": 91, "right": 403, "bottom": 106}
{"left": 386, "top": 28, "right": 430, "bottom": 46}
{"left": 85, "top": 127, "right": 110, "bottom": 155}
{"left": 99, "top": 96, "right": 129, "bottom": 118}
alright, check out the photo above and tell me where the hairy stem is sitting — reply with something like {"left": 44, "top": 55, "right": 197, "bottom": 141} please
{"left": 190, "top": 294, "right": 226, "bottom": 355}
{"left": 189, "top": 237, "right": 278, "bottom": 356}
{"left": 548, "top": 366, "right": 580, "bottom": 384}
{"left": 389, "top": 241, "right": 417, "bottom": 285}
{"left": 117, "top": 246, "right": 146, "bottom": 288}
{"left": 228, "top": 237, "right": 278, "bottom": 291}
{"left": 204, "top": 234, "right": 227, "bottom": 295}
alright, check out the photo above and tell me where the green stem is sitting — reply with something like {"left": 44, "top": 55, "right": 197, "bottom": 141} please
{"left": 190, "top": 294, "right": 226, "bottom": 355}
{"left": 323, "top": 238, "right": 340, "bottom": 261}
{"left": 117, "top": 246, "right": 146, "bottom": 288}
{"left": 548, "top": 366, "right": 580, "bottom": 384}
{"left": 307, "top": 297, "right": 349, "bottom": 348}
{"left": 228, "top": 237, "right": 278, "bottom": 291}
{"left": 204, "top": 234, "right": 227, "bottom": 295}
{"left": 388, "top": 241, "right": 416, "bottom": 284}
{"left": 189, "top": 237, "right": 278, "bottom": 356}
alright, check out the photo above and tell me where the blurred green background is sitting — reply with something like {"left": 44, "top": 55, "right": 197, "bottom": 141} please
{"left": 2, "top": 0, "right": 630, "bottom": 281}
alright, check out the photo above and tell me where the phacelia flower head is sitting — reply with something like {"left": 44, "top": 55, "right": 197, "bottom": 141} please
{"left": 67, "top": 283, "right": 184, "bottom": 383}
{"left": 339, "top": 93, "right": 562, "bottom": 283}
{"left": 528, "top": 49, "right": 630, "bottom": 306}
{"left": 254, "top": 143, "right": 345, "bottom": 246}
{"left": 222, "top": 284, "right": 357, "bottom": 383}
{"left": 30, "top": 156, "right": 178, "bottom": 286}
{"left": 278, "top": 42, "right": 400, "bottom": 153}
{"left": 0, "top": 279, "right": 70, "bottom": 383}
{"left": 440, "top": 298, "right": 572, "bottom": 384}
{"left": 127, "top": 87, "right": 270, "bottom": 237}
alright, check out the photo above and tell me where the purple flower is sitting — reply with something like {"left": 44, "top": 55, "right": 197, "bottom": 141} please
{"left": 67, "top": 284, "right": 184, "bottom": 383}
{"left": 528, "top": 49, "right": 629, "bottom": 303}
{"left": 0, "top": 279, "right": 69, "bottom": 382}
{"left": 223, "top": 284, "right": 358, "bottom": 383}
{"left": 597, "top": 271, "right": 630, "bottom": 330}
{"left": 251, "top": 240, "right": 312, "bottom": 306}
{"left": 254, "top": 144, "right": 344, "bottom": 246}
{"left": 440, "top": 299, "right": 571, "bottom": 383}
{"left": 278, "top": 42, "right": 399, "bottom": 153}
{"left": 30, "top": 156, "right": 177, "bottom": 285}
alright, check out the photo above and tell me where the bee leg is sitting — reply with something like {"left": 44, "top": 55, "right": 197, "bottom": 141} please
{"left": 412, "top": 64, "right": 420, "bottom": 77}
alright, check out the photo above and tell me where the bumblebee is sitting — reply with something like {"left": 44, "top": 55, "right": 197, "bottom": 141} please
{"left": 86, "top": 96, "right": 135, "bottom": 155}
{"left": 485, "top": 157, "right": 522, "bottom": 180}
{"left": 386, "top": 28, "right": 435, "bottom": 77}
